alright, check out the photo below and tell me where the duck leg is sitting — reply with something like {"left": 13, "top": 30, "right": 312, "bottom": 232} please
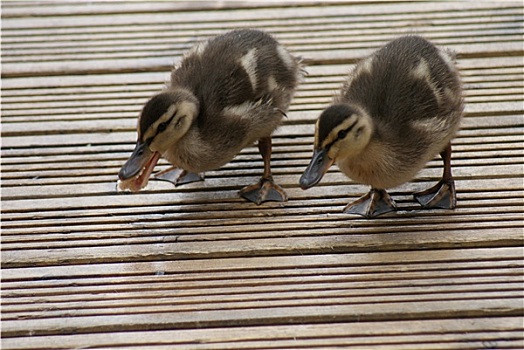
{"left": 239, "top": 137, "right": 288, "bottom": 205}
{"left": 343, "top": 188, "right": 397, "bottom": 218}
{"left": 154, "top": 167, "right": 204, "bottom": 186}
{"left": 414, "top": 142, "right": 456, "bottom": 209}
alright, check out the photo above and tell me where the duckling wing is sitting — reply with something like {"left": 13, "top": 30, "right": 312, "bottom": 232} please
{"left": 172, "top": 29, "right": 301, "bottom": 127}
{"left": 341, "top": 36, "right": 462, "bottom": 131}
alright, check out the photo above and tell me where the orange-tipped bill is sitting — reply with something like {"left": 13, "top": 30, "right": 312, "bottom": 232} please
{"left": 299, "top": 148, "right": 334, "bottom": 190}
{"left": 118, "top": 142, "right": 161, "bottom": 192}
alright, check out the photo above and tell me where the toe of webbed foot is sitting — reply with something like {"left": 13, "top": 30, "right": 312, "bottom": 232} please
{"left": 154, "top": 167, "right": 205, "bottom": 186}
{"left": 414, "top": 179, "right": 456, "bottom": 209}
{"left": 239, "top": 177, "right": 288, "bottom": 205}
{"left": 343, "top": 189, "right": 397, "bottom": 218}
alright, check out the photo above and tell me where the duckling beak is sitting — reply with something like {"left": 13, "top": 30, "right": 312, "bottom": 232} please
{"left": 300, "top": 148, "right": 334, "bottom": 190}
{"left": 118, "top": 141, "right": 160, "bottom": 192}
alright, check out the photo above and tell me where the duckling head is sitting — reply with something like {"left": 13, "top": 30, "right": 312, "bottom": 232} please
{"left": 299, "top": 104, "right": 373, "bottom": 190}
{"left": 118, "top": 90, "right": 199, "bottom": 191}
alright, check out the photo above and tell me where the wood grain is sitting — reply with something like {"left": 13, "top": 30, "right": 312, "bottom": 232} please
{"left": 1, "top": 1, "right": 523, "bottom": 349}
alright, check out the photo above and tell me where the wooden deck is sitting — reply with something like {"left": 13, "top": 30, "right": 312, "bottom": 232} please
{"left": 1, "top": 1, "right": 523, "bottom": 349}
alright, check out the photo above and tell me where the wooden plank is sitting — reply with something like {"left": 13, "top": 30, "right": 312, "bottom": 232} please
{"left": 2, "top": 226, "right": 522, "bottom": 268}
{"left": 2, "top": 246, "right": 521, "bottom": 280}
{"left": 2, "top": 3, "right": 522, "bottom": 76}
{"left": 0, "top": 132, "right": 521, "bottom": 159}
{"left": 8, "top": 21, "right": 519, "bottom": 45}
{"left": 4, "top": 264, "right": 521, "bottom": 299}
{"left": 3, "top": 289, "right": 522, "bottom": 321}
{"left": 2, "top": 197, "right": 522, "bottom": 235}
{"left": 1, "top": 192, "right": 522, "bottom": 225}
{"left": 2, "top": 141, "right": 522, "bottom": 167}
{"left": 1, "top": 65, "right": 519, "bottom": 101}
{"left": 2, "top": 298, "right": 522, "bottom": 337}
{"left": 3, "top": 41, "right": 522, "bottom": 77}
{"left": 2, "top": 175, "right": 522, "bottom": 214}
{"left": 2, "top": 69, "right": 521, "bottom": 112}
{"left": 1, "top": 159, "right": 523, "bottom": 199}
{"left": 1, "top": 150, "right": 520, "bottom": 186}
{"left": 3, "top": 267, "right": 522, "bottom": 302}
{"left": 1, "top": 317, "right": 522, "bottom": 349}
{"left": 3, "top": 2, "right": 519, "bottom": 30}
{"left": 0, "top": 1, "right": 327, "bottom": 17}
{"left": 2, "top": 103, "right": 523, "bottom": 136}
{"left": 3, "top": 275, "right": 522, "bottom": 310}
{"left": 6, "top": 243, "right": 524, "bottom": 271}
{"left": 1, "top": 62, "right": 521, "bottom": 109}
{"left": 2, "top": 55, "right": 521, "bottom": 91}
{"left": 2, "top": 257, "right": 521, "bottom": 290}
{"left": 2, "top": 87, "right": 521, "bottom": 123}
{"left": 3, "top": 27, "right": 520, "bottom": 59}
{"left": 1, "top": 227, "right": 522, "bottom": 264}
{"left": 2, "top": 112, "right": 523, "bottom": 148}
{"left": 2, "top": 84, "right": 522, "bottom": 108}
{"left": 3, "top": 25, "right": 521, "bottom": 59}
{"left": 2, "top": 207, "right": 523, "bottom": 247}
{"left": 3, "top": 12, "right": 521, "bottom": 42}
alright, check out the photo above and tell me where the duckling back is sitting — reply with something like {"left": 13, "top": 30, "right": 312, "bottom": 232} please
{"left": 337, "top": 35, "right": 463, "bottom": 188}
{"left": 168, "top": 29, "right": 304, "bottom": 172}
{"left": 341, "top": 36, "right": 462, "bottom": 124}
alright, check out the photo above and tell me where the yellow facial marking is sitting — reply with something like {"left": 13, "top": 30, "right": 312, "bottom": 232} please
{"left": 320, "top": 115, "right": 359, "bottom": 150}
{"left": 314, "top": 118, "right": 321, "bottom": 148}
{"left": 142, "top": 104, "right": 178, "bottom": 141}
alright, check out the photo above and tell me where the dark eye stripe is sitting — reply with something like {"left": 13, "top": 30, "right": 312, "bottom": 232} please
{"left": 156, "top": 115, "right": 176, "bottom": 134}
{"left": 324, "top": 120, "right": 358, "bottom": 151}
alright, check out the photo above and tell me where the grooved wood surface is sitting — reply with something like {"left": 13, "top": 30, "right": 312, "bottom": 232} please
{"left": 1, "top": 1, "right": 523, "bottom": 349}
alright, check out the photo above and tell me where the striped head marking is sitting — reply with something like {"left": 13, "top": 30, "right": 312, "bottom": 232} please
{"left": 315, "top": 104, "right": 373, "bottom": 161}
{"left": 138, "top": 91, "right": 199, "bottom": 153}
{"left": 300, "top": 104, "right": 372, "bottom": 190}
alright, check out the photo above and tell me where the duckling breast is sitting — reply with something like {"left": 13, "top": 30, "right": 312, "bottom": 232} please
{"left": 337, "top": 138, "right": 425, "bottom": 189}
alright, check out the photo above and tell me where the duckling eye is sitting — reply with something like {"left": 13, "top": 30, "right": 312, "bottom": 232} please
{"left": 157, "top": 122, "right": 168, "bottom": 133}
{"left": 338, "top": 129, "right": 348, "bottom": 140}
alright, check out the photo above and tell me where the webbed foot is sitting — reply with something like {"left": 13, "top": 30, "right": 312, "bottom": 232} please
{"left": 239, "top": 177, "right": 288, "bottom": 205}
{"left": 154, "top": 167, "right": 204, "bottom": 186}
{"left": 414, "top": 179, "right": 456, "bottom": 209}
{"left": 343, "top": 188, "right": 397, "bottom": 218}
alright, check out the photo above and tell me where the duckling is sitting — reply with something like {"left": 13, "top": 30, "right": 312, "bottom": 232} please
{"left": 118, "top": 29, "right": 304, "bottom": 204}
{"left": 299, "top": 35, "right": 463, "bottom": 218}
